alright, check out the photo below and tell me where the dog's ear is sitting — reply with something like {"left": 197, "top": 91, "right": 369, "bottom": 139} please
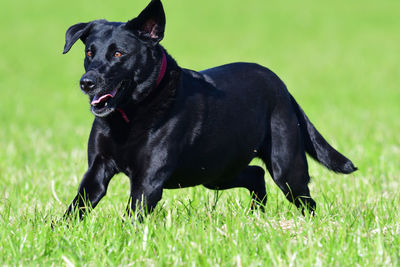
{"left": 63, "top": 22, "right": 93, "bottom": 54}
{"left": 125, "top": 0, "right": 165, "bottom": 45}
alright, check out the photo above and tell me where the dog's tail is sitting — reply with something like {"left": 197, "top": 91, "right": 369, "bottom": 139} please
{"left": 290, "top": 94, "right": 357, "bottom": 174}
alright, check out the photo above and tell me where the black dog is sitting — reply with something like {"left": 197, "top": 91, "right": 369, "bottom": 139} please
{"left": 63, "top": 0, "right": 356, "bottom": 219}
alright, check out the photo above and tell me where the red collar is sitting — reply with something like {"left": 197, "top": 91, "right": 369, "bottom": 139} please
{"left": 117, "top": 49, "right": 167, "bottom": 123}
{"left": 156, "top": 49, "right": 167, "bottom": 87}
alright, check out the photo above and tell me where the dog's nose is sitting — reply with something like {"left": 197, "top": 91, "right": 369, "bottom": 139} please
{"left": 80, "top": 76, "right": 96, "bottom": 91}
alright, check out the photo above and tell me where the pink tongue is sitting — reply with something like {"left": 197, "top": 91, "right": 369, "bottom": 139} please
{"left": 91, "top": 88, "right": 118, "bottom": 105}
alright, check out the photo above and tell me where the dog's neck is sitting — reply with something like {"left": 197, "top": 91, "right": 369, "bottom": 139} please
{"left": 117, "top": 48, "right": 168, "bottom": 124}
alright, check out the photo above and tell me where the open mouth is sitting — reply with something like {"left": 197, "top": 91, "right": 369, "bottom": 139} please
{"left": 91, "top": 87, "right": 117, "bottom": 107}
{"left": 90, "top": 84, "right": 121, "bottom": 117}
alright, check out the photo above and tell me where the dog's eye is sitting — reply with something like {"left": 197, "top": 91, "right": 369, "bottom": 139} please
{"left": 113, "top": 51, "right": 123, "bottom": 58}
{"left": 86, "top": 50, "right": 93, "bottom": 58}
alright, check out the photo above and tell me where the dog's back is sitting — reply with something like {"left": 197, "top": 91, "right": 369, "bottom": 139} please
{"left": 168, "top": 62, "right": 355, "bottom": 190}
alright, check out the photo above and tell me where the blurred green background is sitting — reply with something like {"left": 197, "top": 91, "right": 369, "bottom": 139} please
{"left": 1, "top": 0, "right": 398, "bottom": 194}
{"left": 0, "top": 0, "right": 399, "bottom": 265}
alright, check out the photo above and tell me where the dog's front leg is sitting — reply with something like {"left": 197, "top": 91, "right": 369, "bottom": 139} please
{"left": 64, "top": 155, "right": 116, "bottom": 219}
{"left": 126, "top": 174, "right": 165, "bottom": 222}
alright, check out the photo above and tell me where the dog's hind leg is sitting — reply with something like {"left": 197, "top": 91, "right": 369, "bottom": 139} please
{"left": 260, "top": 102, "right": 316, "bottom": 214}
{"left": 203, "top": 165, "right": 267, "bottom": 210}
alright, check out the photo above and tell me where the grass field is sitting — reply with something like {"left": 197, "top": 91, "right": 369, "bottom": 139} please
{"left": 0, "top": 0, "right": 399, "bottom": 265}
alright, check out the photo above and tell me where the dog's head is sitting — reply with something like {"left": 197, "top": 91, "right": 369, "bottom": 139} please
{"left": 63, "top": 0, "right": 166, "bottom": 117}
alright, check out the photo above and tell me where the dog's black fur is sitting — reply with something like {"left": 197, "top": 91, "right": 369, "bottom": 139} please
{"left": 63, "top": 0, "right": 356, "bottom": 219}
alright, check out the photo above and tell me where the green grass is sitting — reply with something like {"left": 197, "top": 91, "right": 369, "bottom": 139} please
{"left": 1, "top": 0, "right": 399, "bottom": 265}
